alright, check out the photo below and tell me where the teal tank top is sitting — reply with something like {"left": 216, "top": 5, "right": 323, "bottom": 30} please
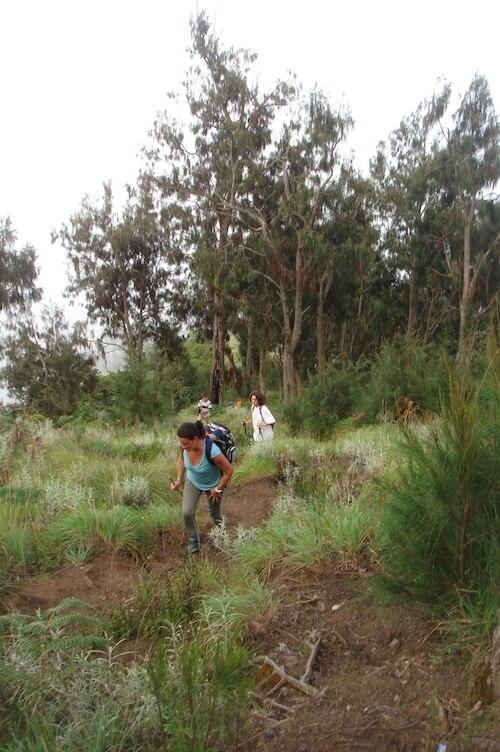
{"left": 183, "top": 440, "right": 222, "bottom": 491}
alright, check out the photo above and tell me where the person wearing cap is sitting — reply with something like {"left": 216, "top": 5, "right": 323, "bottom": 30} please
{"left": 197, "top": 395, "right": 213, "bottom": 422}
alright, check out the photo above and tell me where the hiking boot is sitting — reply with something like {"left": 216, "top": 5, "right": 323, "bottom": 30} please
{"left": 187, "top": 537, "right": 200, "bottom": 554}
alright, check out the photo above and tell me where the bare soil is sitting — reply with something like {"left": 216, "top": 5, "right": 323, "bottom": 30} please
{"left": 238, "top": 562, "right": 500, "bottom": 752}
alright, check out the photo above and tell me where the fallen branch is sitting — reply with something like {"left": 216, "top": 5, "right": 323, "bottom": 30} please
{"left": 266, "top": 676, "right": 286, "bottom": 696}
{"left": 283, "top": 594, "right": 320, "bottom": 607}
{"left": 250, "top": 691, "right": 296, "bottom": 715}
{"left": 301, "top": 636, "right": 321, "bottom": 684}
{"left": 250, "top": 709, "right": 291, "bottom": 727}
{"left": 256, "top": 655, "right": 319, "bottom": 697}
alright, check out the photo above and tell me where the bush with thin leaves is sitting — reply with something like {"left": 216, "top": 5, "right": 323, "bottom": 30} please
{"left": 376, "top": 376, "right": 500, "bottom": 609}
{"left": 148, "top": 625, "right": 252, "bottom": 752}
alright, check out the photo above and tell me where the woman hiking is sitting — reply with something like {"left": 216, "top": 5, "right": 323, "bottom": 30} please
{"left": 242, "top": 390, "right": 276, "bottom": 442}
{"left": 170, "top": 421, "right": 233, "bottom": 554}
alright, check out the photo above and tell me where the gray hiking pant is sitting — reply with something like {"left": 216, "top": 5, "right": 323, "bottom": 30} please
{"left": 182, "top": 478, "right": 223, "bottom": 544}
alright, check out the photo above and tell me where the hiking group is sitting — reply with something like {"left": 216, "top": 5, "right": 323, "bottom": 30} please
{"left": 170, "top": 391, "right": 276, "bottom": 554}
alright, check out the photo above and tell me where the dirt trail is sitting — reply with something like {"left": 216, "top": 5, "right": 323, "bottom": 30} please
{"left": 2, "top": 478, "right": 276, "bottom": 614}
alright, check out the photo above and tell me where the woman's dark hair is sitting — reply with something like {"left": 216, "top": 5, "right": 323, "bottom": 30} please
{"left": 177, "top": 421, "right": 205, "bottom": 439}
{"left": 250, "top": 390, "right": 265, "bottom": 406}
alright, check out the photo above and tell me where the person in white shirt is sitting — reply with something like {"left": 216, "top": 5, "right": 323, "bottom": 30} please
{"left": 242, "top": 390, "right": 276, "bottom": 442}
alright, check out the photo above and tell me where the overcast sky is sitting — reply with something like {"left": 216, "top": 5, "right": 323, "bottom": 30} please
{"left": 1, "top": 0, "right": 499, "bottom": 318}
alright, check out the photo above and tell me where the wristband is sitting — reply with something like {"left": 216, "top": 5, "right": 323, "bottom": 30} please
{"left": 214, "top": 487, "right": 223, "bottom": 494}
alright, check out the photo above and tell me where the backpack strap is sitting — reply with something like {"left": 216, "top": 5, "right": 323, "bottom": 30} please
{"left": 205, "top": 437, "right": 215, "bottom": 465}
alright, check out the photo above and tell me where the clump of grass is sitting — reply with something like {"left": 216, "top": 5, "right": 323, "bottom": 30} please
{"left": 233, "top": 493, "right": 374, "bottom": 575}
{"left": 111, "top": 476, "right": 150, "bottom": 507}
{"left": 0, "top": 604, "right": 160, "bottom": 751}
{"left": 107, "top": 562, "right": 215, "bottom": 640}
{"left": 42, "top": 500, "right": 180, "bottom": 565}
{"left": 231, "top": 453, "right": 277, "bottom": 484}
{"left": 40, "top": 478, "right": 95, "bottom": 521}
{"left": 199, "top": 578, "right": 275, "bottom": 637}
{"left": 333, "top": 423, "right": 430, "bottom": 472}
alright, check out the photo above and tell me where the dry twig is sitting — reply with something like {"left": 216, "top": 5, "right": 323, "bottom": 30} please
{"left": 301, "top": 636, "right": 321, "bottom": 684}
{"left": 256, "top": 655, "right": 319, "bottom": 697}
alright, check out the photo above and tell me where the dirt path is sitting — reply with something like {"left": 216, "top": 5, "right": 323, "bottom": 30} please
{"left": 1, "top": 478, "right": 277, "bottom": 614}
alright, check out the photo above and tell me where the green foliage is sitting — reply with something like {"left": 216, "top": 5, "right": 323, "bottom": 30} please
{"left": 284, "top": 360, "right": 362, "bottom": 438}
{"left": 56, "top": 176, "right": 183, "bottom": 363}
{"left": 199, "top": 578, "right": 275, "bottom": 637}
{"left": 361, "top": 336, "right": 452, "bottom": 420}
{"left": 234, "top": 493, "right": 373, "bottom": 574}
{"left": 98, "top": 342, "right": 215, "bottom": 424}
{"left": 0, "top": 216, "right": 41, "bottom": 314}
{"left": 1, "top": 307, "right": 98, "bottom": 418}
{"left": 111, "top": 475, "right": 150, "bottom": 507}
{"left": 0, "top": 608, "right": 160, "bottom": 751}
{"left": 148, "top": 625, "right": 252, "bottom": 752}
{"left": 376, "top": 374, "right": 500, "bottom": 610}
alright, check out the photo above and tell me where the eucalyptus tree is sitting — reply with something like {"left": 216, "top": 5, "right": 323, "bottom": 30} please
{"left": 441, "top": 75, "right": 500, "bottom": 354}
{"left": 0, "top": 217, "right": 41, "bottom": 315}
{"left": 311, "top": 169, "right": 377, "bottom": 372}
{"left": 1, "top": 306, "right": 98, "bottom": 417}
{"left": 371, "top": 85, "right": 451, "bottom": 336}
{"left": 241, "top": 90, "right": 353, "bottom": 399}
{"left": 56, "top": 173, "right": 182, "bottom": 361}
{"left": 149, "top": 13, "right": 289, "bottom": 403}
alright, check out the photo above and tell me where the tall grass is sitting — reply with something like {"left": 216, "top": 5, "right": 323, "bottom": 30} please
{"left": 233, "top": 493, "right": 374, "bottom": 574}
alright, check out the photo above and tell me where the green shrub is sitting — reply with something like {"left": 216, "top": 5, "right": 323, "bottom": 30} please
{"left": 107, "top": 564, "right": 210, "bottom": 639}
{"left": 361, "top": 336, "right": 452, "bottom": 420}
{"left": 0, "top": 604, "right": 160, "bottom": 751}
{"left": 376, "top": 374, "right": 500, "bottom": 609}
{"left": 284, "top": 360, "right": 362, "bottom": 438}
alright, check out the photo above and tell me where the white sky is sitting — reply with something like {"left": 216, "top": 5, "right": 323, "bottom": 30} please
{"left": 1, "top": 0, "right": 499, "bottom": 317}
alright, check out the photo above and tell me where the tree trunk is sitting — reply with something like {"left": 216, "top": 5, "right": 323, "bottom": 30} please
{"left": 423, "top": 292, "right": 438, "bottom": 344}
{"left": 407, "top": 262, "right": 419, "bottom": 335}
{"left": 339, "top": 321, "right": 347, "bottom": 360}
{"left": 459, "top": 200, "right": 475, "bottom": 357}
{"left": 258, "top": 348, "right": 266, "bottom": 393}
{"left": 245, "top": 317, "right": 256, "bottom": 387}
{"left": 316, "top": 275, "right": 327, "bottom": 374}
{"left": 282, "top": 340, "right": 295, "bottom": 401}
{"left": 210, "top": 289, "right": 225, "bottom": 404}
{"left": 280, "top": 245, "right": 305, "bottom": 401}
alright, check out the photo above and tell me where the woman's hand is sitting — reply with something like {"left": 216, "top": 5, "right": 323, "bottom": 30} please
{"left": 208, "top": 487, "right": 223, "bottom": 500}
{"left": 170, "top": 478, "right": 182, "bottom": 492}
